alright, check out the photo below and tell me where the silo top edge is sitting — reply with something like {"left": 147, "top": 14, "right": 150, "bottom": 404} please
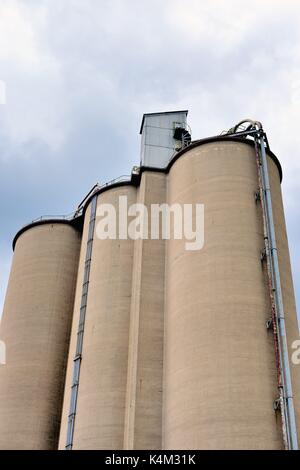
{"left": 12, "top": 217, "right": 83, "bottom": 251}
{"left": 12, "top": 135, "right": 282, "bottom": 251}
{"left": 167, "top": 135, "right": 283, "bottom": 181}
{"left": 80, "top": 135, "right": 282, "bottom": 218}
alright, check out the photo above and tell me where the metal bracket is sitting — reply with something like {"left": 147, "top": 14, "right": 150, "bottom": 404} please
{"left": 132, "top": 166, "right": 140, "bottom": 175}
{"left": 254, "top": 190, "right": 261, "bottom": 203}
{"left": 273, "top": 398, "right": 281, "bottom": 412}
{"left": 260, "top": 249, "right": 267, "bottom": 263}
{"left": 266, "top": 318, "right": 273, "bottom": 330}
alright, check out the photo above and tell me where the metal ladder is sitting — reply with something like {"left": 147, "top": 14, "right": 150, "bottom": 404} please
{"left": 253, "top": 129, "right": 298, "bottom": 450}
{"left": 65, "top": 195, "right": 98, "bottom": 450}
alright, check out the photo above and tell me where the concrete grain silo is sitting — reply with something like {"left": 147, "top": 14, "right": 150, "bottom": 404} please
{"left": 59, "top": 173, "right": 167, "bottom": 451}
{"left": 1, "top": 111, "right": 299, "bottom": 450}
{"left": 163, "top": 138, "right": 300, "bottom": 449}
{"left": 59, "top": 186, "right": 137, "bottom": 450}
{"left": 0, "top": 221, "right": 81, "bottom": 449}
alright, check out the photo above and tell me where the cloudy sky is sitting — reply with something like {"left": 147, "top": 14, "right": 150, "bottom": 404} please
{"left": 0, "top": 0, "right": 299, "bottom": 325}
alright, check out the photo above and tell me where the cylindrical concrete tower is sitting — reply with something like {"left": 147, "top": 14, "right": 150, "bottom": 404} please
{"left": 0, "top": 221, "right": 81, "bottom": 450}
{"left": 1, "top": 113, "right": 299, "bottom": 451}
{"left": 163, "top": 139, "right": 300, "bottom": 449}
{"left": 59, "top": 186, "right": 136, "bottom": 450}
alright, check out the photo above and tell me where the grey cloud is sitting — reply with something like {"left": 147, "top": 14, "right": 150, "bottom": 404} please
{"left": 0, "top": 0, "right": 299, "bottom": 323}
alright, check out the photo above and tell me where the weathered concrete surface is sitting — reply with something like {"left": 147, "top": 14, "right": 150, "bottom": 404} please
{"left": 163, "top": 142, "right": 298, "bottom": 449}
{"left": 124, "top": 172, "right": 166, "bottom": 450}
{"left": 3, "top": 140, "right": 299, "bottom": 451}
{"left": 0, "top": 223, "right": 81, "bottom": 449}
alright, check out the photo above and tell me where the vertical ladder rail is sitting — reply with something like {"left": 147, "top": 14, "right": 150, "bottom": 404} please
{"left": 65, "top": 195, "right": 98, "bottom": 450}
{"left": 255, "top": 131, "right": 298, "bottom": 450}
{"left": 254, "top": 137, "right": 289, "bottom": 449}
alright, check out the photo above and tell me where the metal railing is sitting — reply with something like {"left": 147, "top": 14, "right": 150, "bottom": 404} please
{"left": 20, "top": 175, "right": 132, "bottom": 230}
{"left": 31, "top": 211, "right": 81, "bottom": 224}
{"left": 254, "top": 130, "right": 298, "bottom": 450}
{"left": 225, "top": 120, "right": 298, "bottom": 450}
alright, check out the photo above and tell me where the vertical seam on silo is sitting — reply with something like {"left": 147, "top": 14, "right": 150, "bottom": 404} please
{"left": 65, "top": 195, "right": 98, "bottom": 450}
{"left": 162, "top": 173, "right": 169, "bottom": 450}
{"left": 123, "top": 184, "right": 145, "bottom": 449}
{"left": 254, "top": 132, "right": 298, "bottom": 450}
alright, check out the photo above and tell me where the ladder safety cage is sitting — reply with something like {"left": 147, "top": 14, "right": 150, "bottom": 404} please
{"left": 227, "top": 121, "right": 298, "bottom": 450}
{"left": 65, "top": 194, "right": 98, "bottom": 450}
